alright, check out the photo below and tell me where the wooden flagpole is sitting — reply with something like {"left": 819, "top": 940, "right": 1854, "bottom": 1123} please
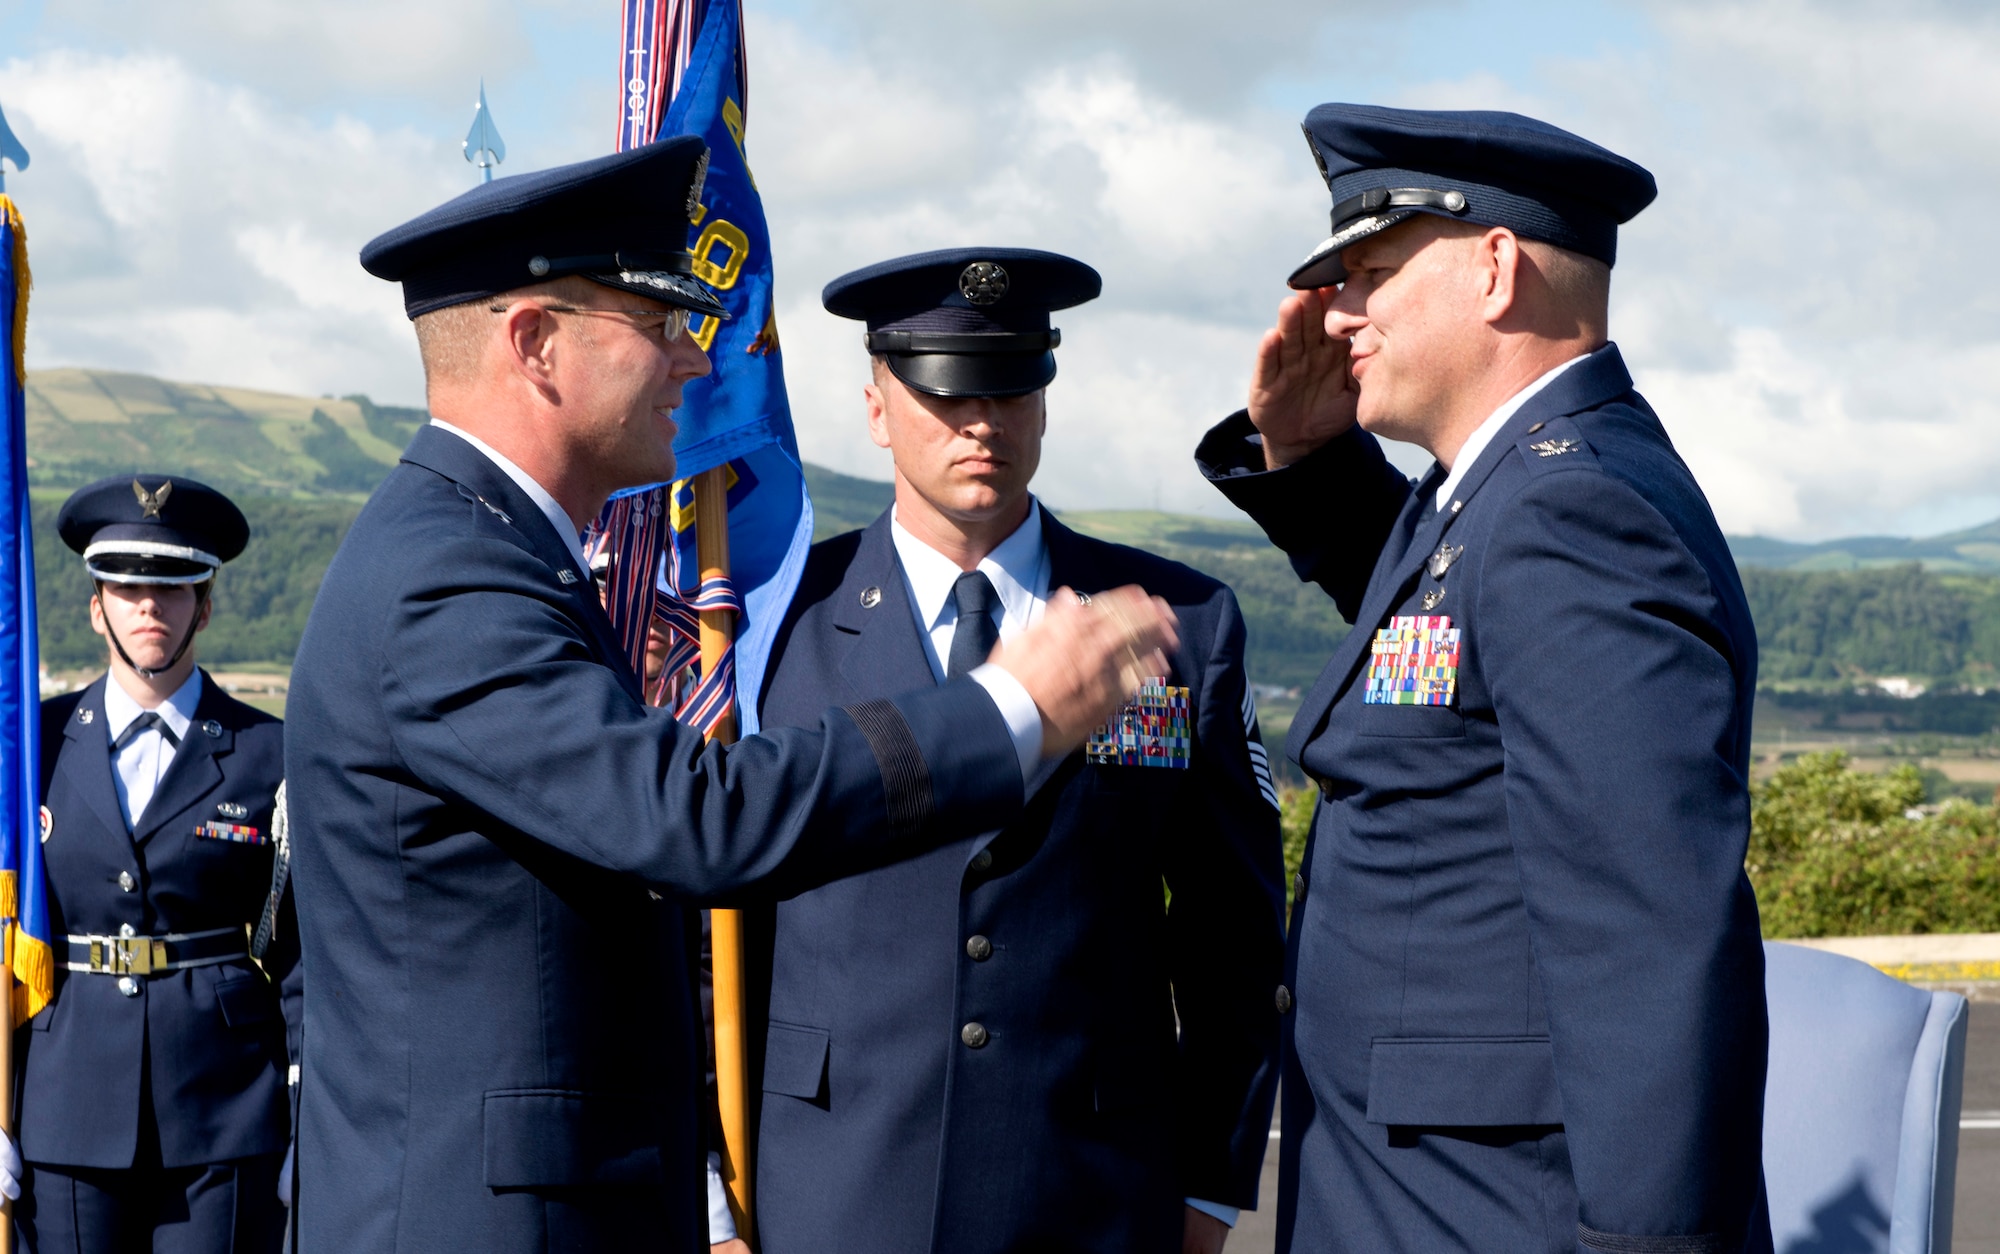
{"left": 694, "top": 464, "right": 755, "bottom": 1245}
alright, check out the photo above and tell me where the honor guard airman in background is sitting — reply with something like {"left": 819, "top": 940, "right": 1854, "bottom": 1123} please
{"left": 1196, "top": 108, "right": 1772, "bottom": 1253}
{"left": 286, "top": 140, "right": 1177, "bottom": 1254}
{"left": 744, "top": 249, "right": 1285, "bottom": 1254}
{"left": 6, "top": 475, "right": 298, "bottom": 1254}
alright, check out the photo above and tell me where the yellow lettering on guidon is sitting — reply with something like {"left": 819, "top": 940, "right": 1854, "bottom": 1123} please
{"left": 723, "top": 99, "right": 746, "bottom": 157}
{"left": 692, "top": 313, "right": 721, "bottom": 352}
{"left": 688, "top": 216, "right": 751, "bottom": 350}
{"left": 691, "top": 218, "right": 751, "bottom": 291}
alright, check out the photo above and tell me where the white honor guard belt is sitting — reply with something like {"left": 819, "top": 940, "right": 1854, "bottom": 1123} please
{"left": 65, "top": 925, "right": 249, "bottom": 977}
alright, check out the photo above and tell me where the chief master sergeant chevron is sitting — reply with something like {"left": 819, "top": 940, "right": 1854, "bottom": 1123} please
{"left": 1195, "top": 107, "right": 1772, "bottom": 1253}
{"left": 283, "top": 136, "right": 1178, "bottom": 1254}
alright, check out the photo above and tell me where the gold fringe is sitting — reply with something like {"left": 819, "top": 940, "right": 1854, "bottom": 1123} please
{"left": 1, "top": 194, "right": 27, "bottom": 383}
{"left": 0, "top": 868, "right": 15, "bottom": 921}
{"left": 10, "top": 925, "right": 53, "bottom": 1021}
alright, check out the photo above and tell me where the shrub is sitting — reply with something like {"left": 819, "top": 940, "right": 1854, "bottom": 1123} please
{"left": 1749, "top": 752, "right": 2000, "bottom": 937}
{"left": 1281, "top": 756, "right": 2000, "bottom": 939}
{"left": 1277, "top": 786, "right": 1315, "bottom": 921}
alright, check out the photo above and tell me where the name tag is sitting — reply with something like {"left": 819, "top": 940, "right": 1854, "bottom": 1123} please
{"left": 195, "top": 820, "right": 266, "bottom": 845}
{"left": 1086, "top": 679, "right": 1192, "bottom": 769}
{"left": 1365, "top": 614, "right": 1462, "bottom": 707}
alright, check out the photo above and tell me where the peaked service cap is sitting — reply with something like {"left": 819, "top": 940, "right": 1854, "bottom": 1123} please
{"left": 823, "top": 247, "right": 1101, "bottom": 399}
{"left": 360, "top": 136, "right": 727, "bottom": 320}
{"left": 58, "top": 473, "right": 250, "bottom": 585}
{"left": 1289, "top": 105, "right": 1658, "bottom": 288}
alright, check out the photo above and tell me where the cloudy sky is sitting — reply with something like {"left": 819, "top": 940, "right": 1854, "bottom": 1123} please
{"left": 1, "top": 0, "right": 1994, "bottom": 539}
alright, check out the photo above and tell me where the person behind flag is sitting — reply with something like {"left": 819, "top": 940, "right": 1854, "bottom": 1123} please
{"left": 743, "top": 248, "right": 1284, "bottom": 1254}
{"left": 4, "top": 474, "right": 298, "bottom": 1254}
{"left": 287, "top": 138, "right": 1180, "bottom": 1254}
{"left": 1195, "top": 106, "right": 1770, "bottom": 1252}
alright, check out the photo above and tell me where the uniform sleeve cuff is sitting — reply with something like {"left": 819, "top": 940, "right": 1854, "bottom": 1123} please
{"left": 969, "top": 663, "right": 1042, "bottom": 782}
{"left": 706, "top": 1151, "right": 738, "bottom": 1242}
{"left": 1186, "top": 1197, "right": 1240, "bottom": 1228}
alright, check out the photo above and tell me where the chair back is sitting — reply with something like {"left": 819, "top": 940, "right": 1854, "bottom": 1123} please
{"left": 1762, "top": 940, "right": 1967, "bottom": 1254}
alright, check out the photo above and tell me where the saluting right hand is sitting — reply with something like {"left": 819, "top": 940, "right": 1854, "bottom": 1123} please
{"left": 1248, "top": 286, "right": 1359, "bottom": 468}
{"left": 990, "top": 585, "right": 1179, "bottom": 758}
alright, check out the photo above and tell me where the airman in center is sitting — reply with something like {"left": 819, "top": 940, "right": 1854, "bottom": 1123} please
{"left": 745, "top": 248, "right": 1286, "bottom": 1254}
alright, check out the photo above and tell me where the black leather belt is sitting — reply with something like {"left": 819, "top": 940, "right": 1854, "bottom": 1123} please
{"left": 64, "top": 926, "right": 249, "bottom": 977}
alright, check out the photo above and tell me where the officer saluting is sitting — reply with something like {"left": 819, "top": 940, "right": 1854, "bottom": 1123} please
{"left": 288, "top": 140, "right": 1176, "bottom": 1254}
{"left": 1197, "top": 108, "right": 1771, "bottom": 1252}
{"left": 5, "top": 475, "right": 297, "bottom": 1253}
{"left": 747, "top": 249, "right": 1284, "bottom": 1254}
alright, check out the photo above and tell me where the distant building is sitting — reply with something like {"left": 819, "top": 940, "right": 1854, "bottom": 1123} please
{"left": 1870, "top": 676, "right": 1926, "bottom": 699}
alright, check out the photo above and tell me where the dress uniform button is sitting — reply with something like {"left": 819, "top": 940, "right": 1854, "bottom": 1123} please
{"left": 1275, "top": 984, "right": 1294, "bottom": 1013}
{"left": 117, "top": 976, "right": 140, "bottom": 998}
{"left": 969, "top": 849, "right": 993, "bottom": 875}
{"left": 118, "top": 870, "right": 136, "bottom": 892}
{"left": 961, "top": 1022, "right": 989, "bottom": 1048}
{"left": 966, "top": 935, "right": 992, "bottom": 961}
{"left": 118, "top": 923, "right": 136, "bottom": 938}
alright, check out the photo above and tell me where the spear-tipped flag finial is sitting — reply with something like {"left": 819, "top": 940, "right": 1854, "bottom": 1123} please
{"left": 462, "top": 80, "right": 506, "bottom": 184}
{"left": 0, "top": 99, "right": 29, "bottom": 195}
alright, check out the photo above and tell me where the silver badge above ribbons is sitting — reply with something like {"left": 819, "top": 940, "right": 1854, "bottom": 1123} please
{"left": 1427, "top": 542, "right": 1464, "bottom": 580}
{"left": 959, "top": 262, "right": 1009, "bottom": 306}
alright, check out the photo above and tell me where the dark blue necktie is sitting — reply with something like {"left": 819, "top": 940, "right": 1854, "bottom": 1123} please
{"left": 946, "top": 571, "right": 1002, "bottom": 679}
{"left": 112, "top": 710, "right": 180, "bottom": 753}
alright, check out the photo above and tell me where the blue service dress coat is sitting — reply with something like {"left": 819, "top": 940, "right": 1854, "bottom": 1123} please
{"left": 18, "top": 674, "right": 297, "bottom": 1170}
{"left": 284, "top": 425, "right": 1028, "bottom": 1254}
{"left": 1197, "top": 345, "right": 1773, "bottom": 1254}
{"left": 747, "top": 510, "right": 1285, "bottom": 1254}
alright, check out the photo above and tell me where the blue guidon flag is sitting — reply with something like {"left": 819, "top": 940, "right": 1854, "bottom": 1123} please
{"left": 1, "top": 193, "right": 53, "bottom": 1023}
{"left": 594, "top": 0, "right": 812, "bottom": 734}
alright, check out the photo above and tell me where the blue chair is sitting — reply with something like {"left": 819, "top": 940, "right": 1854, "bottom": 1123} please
{"left": 1763, "top": 940, "right": 1968, "bottom": 1254}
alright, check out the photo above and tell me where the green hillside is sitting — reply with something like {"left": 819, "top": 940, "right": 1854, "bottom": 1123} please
{"left": 25, "top": 367, "right": 425, "bottom": 498}
{"left": 1730, "top": 520, "right": 2000, "bottom": 575}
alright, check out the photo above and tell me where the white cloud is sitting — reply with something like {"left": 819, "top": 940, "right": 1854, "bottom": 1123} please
{"left": 37, "top": 0, "right": 539, "bottom": 107}
{"left": 1, "top": 48, "right": 453, "bottom": 402}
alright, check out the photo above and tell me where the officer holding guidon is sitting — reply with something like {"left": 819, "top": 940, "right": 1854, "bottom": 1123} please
{"left": 745, "top": 249, "right": 1284, "bottom": 1254}
{"left": 5, "top": 475, "right": 298, "bottom": 1253}
{"left": 1196, "top": 107, "right": 1771, "bottom": 1252}
{"left": 287, "top": 139, "right": 1178, "bottom": 1254}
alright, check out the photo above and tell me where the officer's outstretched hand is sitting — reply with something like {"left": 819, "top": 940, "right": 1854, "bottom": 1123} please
{"left": 1248, "top": 286, "right": 1358, "bottom": 468}
{"left": 990, "top": 586, "right": 1179, "bottom": 758}
{"left": 0, "top": 1123, "right": 21, "bottom": 1202}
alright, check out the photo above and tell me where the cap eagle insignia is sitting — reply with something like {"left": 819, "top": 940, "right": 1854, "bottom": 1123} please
{"left": 132, "top": 478, "right": 173, "bottom": 517}
{"left": 959, "top": 262, "right": 1009, "bottom": 306}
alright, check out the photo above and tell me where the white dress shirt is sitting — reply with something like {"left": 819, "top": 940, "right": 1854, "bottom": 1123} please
{"left": 1434, "top": 354, "right": 1588, "bottom": 511}
{"left": 889, "top": 501, "right": 1051, "bottom": 683}
{"left": 104, "top": 669, "right": 201, "bottom": 830}
{"left": 429, "top": 419, "right": 590, "bottom": 572}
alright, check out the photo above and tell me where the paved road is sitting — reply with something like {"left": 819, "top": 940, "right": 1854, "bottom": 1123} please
{"left": 1229, "top": 999, "right": 1998, "bottom": 1253}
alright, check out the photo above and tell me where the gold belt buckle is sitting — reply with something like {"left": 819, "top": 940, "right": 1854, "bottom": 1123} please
{"left": 93, "top": 936, "right": 162, "bottom": 976}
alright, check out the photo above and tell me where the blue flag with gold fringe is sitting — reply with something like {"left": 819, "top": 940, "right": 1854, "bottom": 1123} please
{"left": 599, "top": 0, "right": 811, "bottom": 735}
{"left": 0, "top": 193, "right": 53, "bottom": 1023}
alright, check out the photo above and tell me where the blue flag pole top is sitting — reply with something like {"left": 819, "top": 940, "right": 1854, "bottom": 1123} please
{"left": 1, "top": 191, "right": 55, "bottom": 1025}
{"left": 0, "top": 99, "right": 29, "bottom": 196}
{"left": 463, "top": 81, "right": 506, "bottom": 184}
{"left": 598, "top": 0, "right": 813, "bottom": 737}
